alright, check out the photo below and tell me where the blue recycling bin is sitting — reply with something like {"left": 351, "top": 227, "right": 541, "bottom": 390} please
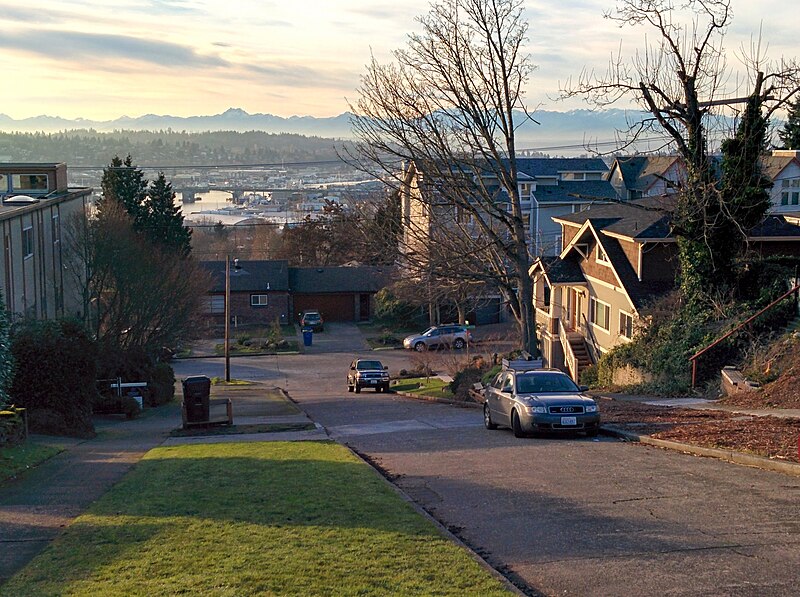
{"left": 302, "top": 327, "right": 313, "bottom": 347}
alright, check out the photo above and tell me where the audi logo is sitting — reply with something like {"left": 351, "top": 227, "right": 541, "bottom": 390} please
{"left": 563, "top": 407, "right": 575, "bottom": 413}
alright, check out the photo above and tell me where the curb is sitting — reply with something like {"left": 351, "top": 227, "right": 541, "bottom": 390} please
{"left": 601, "top": 425, "right": 800, "bottom": 477}
{"left": 392, "top": 390, "right": 482, "bottom": 409}
{"left": 345, "top": 446, "right": 527, "bottom": 596}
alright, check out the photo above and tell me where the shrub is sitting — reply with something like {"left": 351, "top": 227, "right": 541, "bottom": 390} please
{"left": 0, "top": 406, "right": 26, "bottom": 447}
{"left": 10, "top": 319, "right": 98, "bottom": 438}
{"left": 481, "top": 365, "right": 502, "bottom": 386}
{"left": 147, "top": 363, "right": 175, "bottom": 407}
{"left": 579, "top": 364, "right": 599, "bottom": 388}
{"left": 449, "top": 366, "right": 485, "bottom": 401}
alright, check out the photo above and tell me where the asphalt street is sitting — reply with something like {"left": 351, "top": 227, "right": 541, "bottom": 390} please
{"left": 173, "top": 324, "right": 800, "bottom": 597}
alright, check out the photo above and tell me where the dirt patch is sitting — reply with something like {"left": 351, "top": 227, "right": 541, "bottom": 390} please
{"left": 602, "top": 400, "right": 800, "bottom": 463}
{"left": 721, "top": 337, "right": 800, "bottom": 409}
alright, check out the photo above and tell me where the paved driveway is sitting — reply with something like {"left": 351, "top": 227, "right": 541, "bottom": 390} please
{"left": 173, "top": 326, "right": 800, "bottom": 597}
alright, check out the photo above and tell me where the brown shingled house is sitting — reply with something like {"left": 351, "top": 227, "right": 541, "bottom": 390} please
{"left": 531, "top": 198, "right": 800, "bottom": 381}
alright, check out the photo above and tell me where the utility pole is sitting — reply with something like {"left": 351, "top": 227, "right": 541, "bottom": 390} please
{"left": 224, "top": 255, "right": 231, "bottom": 382}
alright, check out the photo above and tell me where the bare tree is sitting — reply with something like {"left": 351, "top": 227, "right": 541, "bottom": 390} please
{"left": 562, "top": 0, "right": 800, "bottom": 304}
{"left": 347, "top": 0, "right": 539, "bottom": 354}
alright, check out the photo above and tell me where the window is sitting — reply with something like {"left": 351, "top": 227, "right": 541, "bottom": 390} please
{"left": 12, "top": 174, "right": 48, "bottom": 192}
{"left": 597, "top": 245, "right": 610, "bottom": 265}
{"left": 619, "top": 311, "right": 633, "bottom": 339}
{"left": 209, "top": 295, "right": 225, "bottom": 314}
{"left": 52, "top": 214, "right": 60, "bottom": 244}
{"left": 251, "top": 294, "right": 268, "bottom": 306}
{"left": 561, "top": 172, "right": 586, "bottom": 181}
{"left": 22, "top": 226, "right": 34, "bottom": 259}
{"left": 782, "top": 192, "right": 790, "bottom": 206}
{"left": 590, "top": 297, "right": 611, "bottom": 331}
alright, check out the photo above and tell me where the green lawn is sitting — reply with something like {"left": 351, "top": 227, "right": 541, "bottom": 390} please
{"left": 2, "top": 442, "right": 509, "bottom": 596}
{"left": 392, "top": 377, "right": 454, "bottom": 399}
{"left": 0, "top": 443, "right": 61, "bottom": 483}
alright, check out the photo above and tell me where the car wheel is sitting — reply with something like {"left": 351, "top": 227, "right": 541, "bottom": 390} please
{"left": 483, "top": 404, "right": 497, "bottom": 430}
{"left": 453, "top": 338, "right": 466, "bottom": 349}
{"left": 414, "top": 342, "right": 426, "bottom": 352}
{"left": 586, "top": 427, "right": 599, "bottom": 437}
{"left": 355, "top": 385, "right": 361, "bottom": 393}
{"left": 375, "top": 386, "right": 382, "bottom": 393}
{"left": 511, "top": 410, "right": 526, "bottom": 438}
{"left": 347, "top": 383, "right": 353, "bottom": 393}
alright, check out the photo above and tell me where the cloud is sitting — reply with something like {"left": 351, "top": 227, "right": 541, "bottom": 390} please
{"left": 0, "top": 29, "right": 227, "bottom": 69}
{"left": 243, "top": 62, "right": 356, "bottom": 90}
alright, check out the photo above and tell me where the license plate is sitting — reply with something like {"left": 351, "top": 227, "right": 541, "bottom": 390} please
{"left": 368, "top": 380, "right": 377, "bottom": 384}
{"left": 561, "top": 416, "right": 577, "bottom": 426}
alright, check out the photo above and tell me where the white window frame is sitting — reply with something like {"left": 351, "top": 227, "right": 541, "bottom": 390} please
{"left": 590, "top": 297, "right": 611, "bottom": 332}
{"left": 12, "top": 173, "right": 49, "bottom": 193}
{"left": 52, "top": 213, "right": 60, "bottom": 245}
{"left": 22, "top": 226, "right": 34, "bottom": 259}
{"left": 596, "top": 245, "right": 611, "bottom": 266}
{"left": 250, "top": 294, "right": 268, "bottom": 306}
{"left": 619, "top": 310, "right": 634, "bottom": 339}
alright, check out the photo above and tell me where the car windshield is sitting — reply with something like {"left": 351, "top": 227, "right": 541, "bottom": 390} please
{"left": 304, "top": 313, "right": 320, "bottom": 321}
{"left": 516, "top": 373, "right": 580, "bottom": 394}
{"left": 356, "top": 361, "right": 384, "bottom": 370}
{"left": 421, "top": 327, "right": 436, "bottom": 336}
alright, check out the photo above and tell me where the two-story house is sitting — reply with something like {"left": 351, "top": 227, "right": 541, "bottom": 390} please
{"left": 0, "top": 163, "right": 92, "bottom": 320}
{"left": 607, "top": 155, "right": 684, "bottom": 200}
{"left": 530, "top": 197, "right": 800, "bottom": 381}
{"left": 762, "top": 150, "right": 800, "bottom": 214}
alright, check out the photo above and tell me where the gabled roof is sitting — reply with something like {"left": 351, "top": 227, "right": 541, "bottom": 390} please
{"left": 760, "top": 155, "right": 800, "bottom": 180}
{"left": 553, "top": 197, "right": 674, "bottom": 241}
{"left": 289, "top": 266, "right": 392, "bottom": 294}
{"left": 533, "top": 180, "right": 617, "bottom": 204}
{"left": 749, "top": 215, "right": 800, "bottom": 239}
{"left": 611, "top": 155, "right": 680, "bottom": 192}
{"left": 515, "top": 157, "right": 609, "bottom": 178}
{"left": 201, "top": 260, "right": 290, "bottom": 293}
{"left": 530, "top": 255, "right": 586, "bottom": 285}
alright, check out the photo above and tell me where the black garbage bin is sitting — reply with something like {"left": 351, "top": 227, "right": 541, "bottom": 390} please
{"left": 182, "top": 375, "right": 211, "bottom": 423}
{"left": 302, "top": 327, "right": 313, "bottom": 347}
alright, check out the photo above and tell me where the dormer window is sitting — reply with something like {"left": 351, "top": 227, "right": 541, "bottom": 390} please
{"left": 597, "top": 245, "right": 610, "bottom": 266}
{"left": 12, "top": 174, "right": 49, "bottom": 193}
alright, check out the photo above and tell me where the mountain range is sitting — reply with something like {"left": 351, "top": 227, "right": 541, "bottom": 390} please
{"left": 0, "top": 107, "right": 652, "bottom": 151}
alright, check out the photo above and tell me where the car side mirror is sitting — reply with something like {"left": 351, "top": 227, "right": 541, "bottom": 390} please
{"left": 579, "top": 385, "right": 589, "bottom": 392}
{"left": 383, "top": 365, "right": 388, "bottom": 370}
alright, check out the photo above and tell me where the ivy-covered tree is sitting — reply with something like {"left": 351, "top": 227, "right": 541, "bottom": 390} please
{"left": 778, "top": 97, "right": 800, "bottom": 149}
{"left": 144, "top": 172, "right": 192, "bottom": 256}
{"left": 0, "top": 291, "right": 13, "bottom": 407}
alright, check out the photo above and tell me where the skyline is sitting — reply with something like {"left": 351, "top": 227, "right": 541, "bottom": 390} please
{"left": 0, "top": 1, "right": 797, "bottom": 122}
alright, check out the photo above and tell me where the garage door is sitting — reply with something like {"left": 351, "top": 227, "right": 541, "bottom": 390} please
{"left": 293, "top": 294, "right": 355, "bottom": 322}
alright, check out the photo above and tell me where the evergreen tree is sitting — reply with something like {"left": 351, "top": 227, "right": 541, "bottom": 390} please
{"left": 99, "top": 154, "right": 148, "bottom": 226}
{"left": 144, "top": 172, "right": 192, "bottom": 256}
{"left": 778, "top": 97, "right": 800, "bottom": 149}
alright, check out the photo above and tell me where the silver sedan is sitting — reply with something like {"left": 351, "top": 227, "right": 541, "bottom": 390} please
{"left": 483, "top": 369, "right": 600, "bottom": 438}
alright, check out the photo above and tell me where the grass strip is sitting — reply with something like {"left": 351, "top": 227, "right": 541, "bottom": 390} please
{"left": 392, "top": 377, "right": 454, "bottom": 399}
{"left": 2, "top": 441, "right": 509, "bottom": 596}
{"left": 0, "top": 443, "right": 61, "bottom": 483}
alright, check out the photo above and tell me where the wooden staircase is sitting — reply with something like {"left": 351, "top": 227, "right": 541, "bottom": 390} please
{"left": 567, "top": 333, "right": 593, "bottom": 374}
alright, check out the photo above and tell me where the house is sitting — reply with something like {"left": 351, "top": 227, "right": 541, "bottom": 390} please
{"left": 0, "top": 163, "right": 92, "bottom": 320}
{"left": 288, "top": 265, "right": 390, "bottom": 322}
{"left": 202, "top": 260, "right": 291, "bottom": 327}
{"left": 531, "top": 198, "right": 800, "bottom": 381}
{"left": 761, "top": 150, "right": 800, "bottom": 214}
{"left": 399, "top": 156, "right": 616, "bottom": 257}
{"left": 607, "top": 155, "right": 684, "bottom": 200}
{"left": 200, "top": 260, "right": 391, "bottom": 326}
{"left": 517, "top": 157, "right": 616, "bottom": 256}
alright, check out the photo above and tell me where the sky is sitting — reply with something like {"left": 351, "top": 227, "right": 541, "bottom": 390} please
{"left": 0, "top": 0, "right": 797, "bottom": 121}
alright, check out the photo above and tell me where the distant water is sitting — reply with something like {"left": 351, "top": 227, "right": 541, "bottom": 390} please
{"left": 179, "top": 190, "right": 236, "bottom": 214}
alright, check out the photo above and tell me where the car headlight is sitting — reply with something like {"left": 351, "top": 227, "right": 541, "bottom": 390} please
{"left": 530, "top": 406, "right": 546, "bottom": 414}
{"left": 585, "top": 404, "right": 599, "bottom": 413}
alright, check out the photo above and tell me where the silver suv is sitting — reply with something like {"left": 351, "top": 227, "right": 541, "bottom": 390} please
{"left": 403, "top": 324, "right": 471, "bottom": 352}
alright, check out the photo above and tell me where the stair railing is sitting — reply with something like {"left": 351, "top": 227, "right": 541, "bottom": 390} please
{"left": 689, "top": 283, "right": 800, "bottom": 387}
{"left": 559, "top": 318, "right": 578, "bottom": 381}
{"left": 581, "top": 313, "right": 600, "bottom": 365}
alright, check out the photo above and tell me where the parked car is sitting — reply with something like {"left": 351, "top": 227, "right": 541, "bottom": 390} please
{"left": 347, "top": 359, "right": 390, "bottom": 393}
{"left": 483, "top": 368, "right": 600, "bottom": 437}
{"left": 300, "top": 310, "right": 324, "bottom": 332}
{"left": 402, "top": 324, "right": 471, "bottom": 351}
